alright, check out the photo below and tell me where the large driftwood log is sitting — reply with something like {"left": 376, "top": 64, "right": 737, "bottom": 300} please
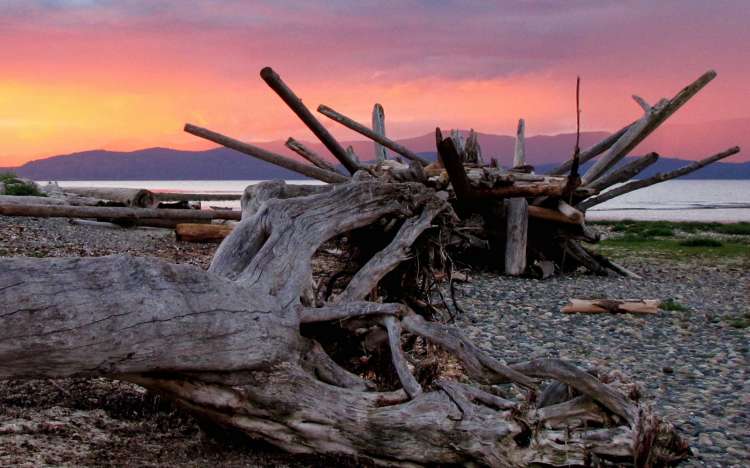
{"left": 0, "top": 180, "right": 689, "bottom": 466}
{"left": 372, "top": 103, "right": 388, "bottom": 162}
{"left": 285, "top": 137, "right": 343, "bottom": 174}
{"left": 0, "top": 203, "right": 241, "bottom": 221}
{"left": 175, "top": 223, "right": 234, "bottom": 242}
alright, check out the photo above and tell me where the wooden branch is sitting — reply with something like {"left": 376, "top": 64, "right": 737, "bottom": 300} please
{"left": 0, "top": 203, "right": 240, "bottom": 221}
{"left": 504, "top": 198, "right": 528, "bottom": 276}
{"left": 632, "top": 95, "right": 651, "bottom": 113}
{"left": 585, "top": 152, "right": 659, "bottom": 192}
{"left": 562, "top": 299, "right": 660, "bottom": 315}
{"left": 437, "top": 137, "right": 473, "bottom": 201}
{"left": 383, "top": 316, "right": 422, "bottom": 398}
{"left": 260, "top": 67, "right": 357, "bottom": 174}
{"left": 372, "top": 103, "right": 388, "bottom": 162}
{"left": 547, "top": 121, "right": 635, "bottom": 175}
{"left": 318, "top": 104, "right": 429, "bottom": 166}
{"left": 528, "top": 205, "right": 581, "bottom": 225}
{"left": 285, "top": 137, "right": 343, "bottom": 174}
{"left": 184, "top": 123, "right": 348, "bottom": 184}
{"left": 581, "top": 70, "right": 717, "bottom": 185}
{"left": 513, "top": 119, "right": 526, "bottom": 168}
{"left": 473, "top": 179, "right": 568, "bottom": 199}
{"left": 175, "top": 223, "right": 234, "bottom": 243}
{"left": 579, "top": 146, "right": 740, "bottom": 210}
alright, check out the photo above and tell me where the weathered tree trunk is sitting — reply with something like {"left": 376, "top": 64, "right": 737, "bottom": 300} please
{"left": 0, "top": 180, "right": 689, "bottom": 466}
{"left": 505, "top": 198, "right": 528, "bottom": 275}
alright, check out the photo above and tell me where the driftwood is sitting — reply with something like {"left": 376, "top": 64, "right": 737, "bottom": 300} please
{"left": 285, "top": 137, "right": 343, "bottom": 174}
{"left": 581, "top": 70, "right": 716, "bottom": 185}
{"left": 0, "top": 203, "right": 240, "bottom": 222}
{"left": 318, "top": 104, "right": 429, "bottom": 166}
{"left": 1, "top": 180, "right": 689, "bottom": 466}
{"left": 261, "top": 67, "right": 357, "bottom": 174}
{"left": 586, "top": 153, "right": 660, "bottom": 192}
{"left": 154, "top": 192, "right": 242, "bottom": 202}
{"left": 184, "top": 124, "right": 348, "bottom": 184}
{"left": 60, "top": 187, "right": 156, "bottom": 208}
{"left": 175, "top": 223, "right": 234, "bottom": 242}
{"left": 579, "top": 146, "right": 740, "bottom": 210}
{"left": 547, "top": 122, "right": 636, "bottom": 176}
{"left": 562, "top": 299, "right": 660, "bottom": 315}
{"left": 372, "top": 103, "right": 388, "bottom": 162}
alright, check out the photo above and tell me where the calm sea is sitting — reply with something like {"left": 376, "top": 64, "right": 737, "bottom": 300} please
{"left": 52, "top": 179, "right": 750, "bottom": 223}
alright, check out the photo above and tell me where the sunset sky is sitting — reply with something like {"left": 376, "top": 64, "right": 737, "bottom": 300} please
{"left": 1, "top": 0, "right": 748, "bottom": 166}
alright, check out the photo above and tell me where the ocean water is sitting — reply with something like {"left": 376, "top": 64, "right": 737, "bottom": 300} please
{"left": 51, "top": 179, "right": 750, "bottom": 223}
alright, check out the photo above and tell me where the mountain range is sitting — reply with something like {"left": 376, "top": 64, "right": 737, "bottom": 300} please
{"left": 3, "top": 120, "right": 748, "bottom": 180}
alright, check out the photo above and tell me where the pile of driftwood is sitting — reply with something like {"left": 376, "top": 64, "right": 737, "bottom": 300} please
{"left": 2, "top": 67, "right": 741, "bottom": 466}
{"left": 185, "top": 67, "right": 740, "bottom": 278}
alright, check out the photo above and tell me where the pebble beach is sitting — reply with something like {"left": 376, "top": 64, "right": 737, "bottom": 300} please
{"left": 1, "top": 215, "right": 748, "bottom": 467}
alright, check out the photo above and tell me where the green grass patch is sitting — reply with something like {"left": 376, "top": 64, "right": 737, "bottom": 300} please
{"left": 660, "top": 298, "right": 689, "bottom": 312}
{"left": 0, "top": 172, "right": 44, "bottom": 197}
{"left": 596, "top": 238, "right": 750, "bottom": 260}
{"left": 678, "top": 238, "right": 723, "bottom": 248}
{"left": 593, "top": 220, "right": 750, "bottom": 237}
{"left": 727, "top": 313, "right": 750, "bottom": 329}
{"left": 641, "top": 227, "right": 674, "bottom": 237}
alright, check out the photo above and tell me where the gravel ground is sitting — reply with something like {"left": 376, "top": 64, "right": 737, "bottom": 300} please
{"left": 1, "top": 215, "right": 748, "bottom": 467}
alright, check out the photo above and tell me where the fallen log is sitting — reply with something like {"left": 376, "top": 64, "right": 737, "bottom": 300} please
{"left": 562, "top": 299, "right": 660, "bottom": 314}
{"left": 184, "top": 123, "right": 348, "bottom": 184}
{"left": 528, "top": 204, "right": 583, "bottom": 225}
{"left": 175, "top": 223, "right": 234, "bottom": 242}
{"left": 578, "top": 146, "right": 741, "bottom": 210}
{"left": 61, "top": 187, "right": 156, "bottom": 208}
{"left": 581, "top": 70, "right": 716, "bottom": 185}
{"left": 0, "top": 203, "right": 241, "bottom": 221}
{"left": 285, "top": 137, "right": 343, "bottom": 174}
{"left": 318, "top": 104, "right": 429, "bottom": 166}
{"left": 260, "top": 67, "right": 357, "bottom": 174}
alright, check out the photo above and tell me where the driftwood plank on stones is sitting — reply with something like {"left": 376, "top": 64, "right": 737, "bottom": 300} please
{"left": 562, "top": 299, "right": 660, "bottom": 314}
{"left": 175, "top": 223, "right": 234, "bottom": 243}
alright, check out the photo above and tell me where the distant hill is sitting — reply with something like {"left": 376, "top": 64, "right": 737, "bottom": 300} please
{"left": 5, "top": 127, "right": 748, "bottom": 180}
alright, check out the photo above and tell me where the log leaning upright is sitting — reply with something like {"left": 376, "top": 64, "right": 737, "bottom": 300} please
{"left": 505, "top": 118, "right": 529, "bottom": 275}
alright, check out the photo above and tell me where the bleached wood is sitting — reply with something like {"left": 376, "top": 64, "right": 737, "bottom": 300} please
{"left": 318, "top": 104, "right": 429, "bottom": 166}
{"left": 547, "top": 122, "right": 635, "bottom": 176}
{"left": 562, "top": 299, "right": 660, "bottom": 315}
{"left": 372, "top": 103, "right": 388, "bottom": 161}
{"left": 581, "top": 70, "right": 717, "bottom": 185}
{"left": 631, "top": 95, "right": 652, "bottom": 113}
{"left": 504, "top": 198, "right": 528, "bottom": 275}
{"left": 586, "top": 152, "right": 659, "bottom": 192}
{"left": 61, "top": 187, "right": 156, "bottom": 208}
{"left": 175, "top": 223, "right": 234, "bottom": 243}
{"left": 0, "top": 203, "right": 240, "bottom": 221}
{"left": 513, "top": 118, "right": 526, "bottom": 168}
{"left": 579, "top": 146, "right": 740, "bottom": 210}
{"left": 285, "top": 137, "right": 342, "bottom": 174}
{"left": 260, "top": 67, "right": 357, "bottom": 174}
